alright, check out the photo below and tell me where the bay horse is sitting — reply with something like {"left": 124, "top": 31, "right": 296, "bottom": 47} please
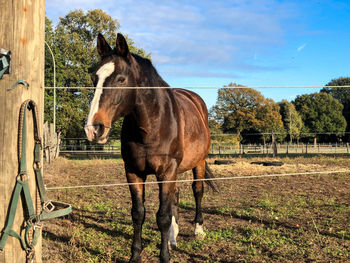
{"left": 85, "top": 33, "right": 217, "bottom": 263}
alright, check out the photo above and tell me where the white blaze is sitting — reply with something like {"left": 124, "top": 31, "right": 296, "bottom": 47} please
{"left": 85, "top": 62, "right": 115, "bottom": 140}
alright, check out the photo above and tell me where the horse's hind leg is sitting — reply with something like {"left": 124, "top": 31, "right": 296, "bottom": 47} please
{"left": 127, "top": 171, "right": 146, "bottom": 263}
{"left": 192, "top": 159, "right": 206, "bottom": 237}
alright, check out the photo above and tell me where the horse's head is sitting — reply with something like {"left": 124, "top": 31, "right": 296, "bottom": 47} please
{"left": 85, "top": 33, "right": 137, "bottom": 144}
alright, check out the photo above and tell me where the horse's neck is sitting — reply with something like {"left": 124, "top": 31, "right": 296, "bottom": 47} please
{"left": 128, "top": 57, "right": 173, "bottom": 136}
{"left": 134, "top": 55, "right": 169, "bottom": 88}
{"left": 131, "top": 89, "right": 174, "bottom": 135}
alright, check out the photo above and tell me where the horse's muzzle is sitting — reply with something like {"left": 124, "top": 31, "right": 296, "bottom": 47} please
{"left": 84, "top": 123, "right": 110, "bottom": 144}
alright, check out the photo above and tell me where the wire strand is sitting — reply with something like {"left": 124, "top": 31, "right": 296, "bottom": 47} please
{"left": 44, "top": 86, "right": 350, "bottom": 90}
{"left": 45, "top": 169, "right": 350, "bottom": 191}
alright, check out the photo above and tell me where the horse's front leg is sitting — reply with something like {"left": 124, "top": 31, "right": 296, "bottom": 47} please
{"left": 127, "top": 171, "right": 146, "bottom": 263}
{"left": 168, "top": 186, "right": 179, "bottom": 250}
{"left": 156, "top": 160, "right": 178, "bottom": 263}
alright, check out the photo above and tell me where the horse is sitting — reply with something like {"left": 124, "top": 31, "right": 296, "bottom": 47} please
{"left": 85, "top": 33, "right": 218, "bottom": 263}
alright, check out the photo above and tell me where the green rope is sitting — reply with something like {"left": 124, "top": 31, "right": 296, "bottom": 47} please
{"left": 0, "top": 99, "right": 72, "bottom": 254}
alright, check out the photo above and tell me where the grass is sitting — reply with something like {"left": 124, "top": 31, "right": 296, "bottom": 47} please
{"left": 42, "top": 156, "right": 350, "bottom": 262}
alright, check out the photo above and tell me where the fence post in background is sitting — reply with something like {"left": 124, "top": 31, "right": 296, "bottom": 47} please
{"left": 272, "top": 132, "right": 277, "bottom": 157}
{"left": 219, "top": 145, "right": 221, "bottom": 156}
{"left": 286, "top": 144, "right": 289, "bottom": 155}
{"left": 306, "top": 144, "right": 308, "bottom": 154}
{"left": 43, "top": 122, "right": 60, "bottom": 163}
{"left": 347, "top": 143, "right": 349, "bottom": 154}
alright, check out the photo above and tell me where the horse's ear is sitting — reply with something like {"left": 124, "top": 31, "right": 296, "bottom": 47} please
{"left": 115, "top": 33, "right": 129, "bottom": 57}
{"left": 97, "top": 33, "right": 112, "bottom": 58}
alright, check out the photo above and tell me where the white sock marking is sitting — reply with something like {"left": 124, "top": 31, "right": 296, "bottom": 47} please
{"left": 195, "top": 223, "right": 205, "bottom": 236}
{"left": 86, "top": 62, "right": 115, "bottom": 127}
{"left": 168, "top": 216, "right": 179, "bottom": 249}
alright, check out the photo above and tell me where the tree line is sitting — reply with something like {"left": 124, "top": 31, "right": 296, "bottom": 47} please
{"left": 44, "top": 9, "right": 350, "bottom": 145}
{"left": 210, "top": 78, "right": 350, "bottom": 144}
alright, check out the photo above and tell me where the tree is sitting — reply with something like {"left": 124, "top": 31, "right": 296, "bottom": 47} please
{"left": 44, "top": 9, "right": 150, "bottom": 139}
{"left": 278, "top": 100, "right": 303, "bottom": 143}
{"left": 210, "top": 84, "right": 265, "bottom": 136}
{"left": 321, "top": 77, "right": 350, "bottom": 139}
{"left": 255, "top": 98, "right": 285, "bottom": 143}
{"left": 210, "top": 83, "right": 285, "bottom": 143}
{"left": 293, "top": 92, "right": 346, "bottom": 144}
{"left": 321, "top": 77, "right": 350, "bottom": 104}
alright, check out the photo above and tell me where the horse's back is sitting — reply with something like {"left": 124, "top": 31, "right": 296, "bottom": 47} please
{"left": 173, "top": 89, "right": 211, "bottom": 172}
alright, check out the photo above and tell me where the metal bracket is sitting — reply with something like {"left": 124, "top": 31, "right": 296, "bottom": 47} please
{"left": 0, "top": 49, "right": 11, "bottom": 79}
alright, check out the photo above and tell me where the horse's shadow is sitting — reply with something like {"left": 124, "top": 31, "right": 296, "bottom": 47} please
{"left": 180, "top": 204, "right": 299, "bottom": 231}
{"left": 179, "top": 204, "right": 350, "bottom": 241}
{"left": 43, "top": 208, "right": 147, "bottom": 263}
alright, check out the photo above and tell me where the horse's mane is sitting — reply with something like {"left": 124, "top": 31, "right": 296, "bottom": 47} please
{"left": 132, "top": 54, "right": 169, "bottom": 87}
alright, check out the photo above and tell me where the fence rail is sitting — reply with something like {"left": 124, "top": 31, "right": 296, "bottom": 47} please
{"left": 210, "top": 143, "right": 350, "bottom": 155}
{"left": 59, "top": 142, "right": 350, "bottom": 157}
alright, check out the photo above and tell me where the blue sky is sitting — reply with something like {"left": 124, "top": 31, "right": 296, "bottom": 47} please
{"left": 46, "top": 0, "right": 350, "bottom": 109}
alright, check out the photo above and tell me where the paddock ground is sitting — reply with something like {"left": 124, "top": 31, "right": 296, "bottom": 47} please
{"left": 42, "top": 156, "right": 350, "bottom": 262}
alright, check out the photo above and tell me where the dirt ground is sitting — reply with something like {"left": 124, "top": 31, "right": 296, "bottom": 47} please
{"left": 42, "top": 156, "right": 350, "bottom": 262}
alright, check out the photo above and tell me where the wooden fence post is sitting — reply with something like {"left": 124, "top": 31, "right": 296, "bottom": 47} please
{"left": 272, "top": 132, "right": 277, "bottom": 157}
{"left": 43, "top": 122, "right": 61, "bottom": 162}
{"left": 0, "top": 1, "right": 45, "bottom": 262}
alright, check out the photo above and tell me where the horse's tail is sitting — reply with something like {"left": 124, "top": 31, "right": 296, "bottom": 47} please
{"left": 204, "top": 161, "right": 219, "bottom": 192}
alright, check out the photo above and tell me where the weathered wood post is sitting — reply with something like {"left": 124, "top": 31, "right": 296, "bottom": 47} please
{"left": 0, "top": 1, "right": 45, "bottom": 262}
{"left": 272, "top": 132, "right": 277, "bottom": 157}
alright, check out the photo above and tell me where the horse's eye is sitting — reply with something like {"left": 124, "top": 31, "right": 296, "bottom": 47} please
{"left": 117, "top": 76, "right": 126, "bottom": 83}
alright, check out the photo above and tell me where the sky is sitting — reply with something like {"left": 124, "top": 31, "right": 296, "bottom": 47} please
{"left": 46, "top": 0, "right": 350, "bottom": 109}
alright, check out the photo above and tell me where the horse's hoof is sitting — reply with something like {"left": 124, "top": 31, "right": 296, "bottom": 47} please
{"left": 195, "top": 232, "right": 206, "bottom": 239}
{"left": 194, "top": 223, "right": 206, "bottom": 238}
{"left": 168, "top": 241, "right": 177, "bottom": 250}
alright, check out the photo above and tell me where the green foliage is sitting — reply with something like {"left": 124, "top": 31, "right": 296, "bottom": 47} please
{"left": 322, "top": 77, "right": 350, "bottom": 103}
{"left": 278, "top": 100, "right": 303, "bottom": 142}
{"left": 210, "top": 84, "right": 265, "bottom": 135}
{"left": 293, "top": 92, "right": 346, "bottom": 138}
{"left": 321, "top": 77, "right": 350, "bottom": 136}
{"left": 210, "top": 83, "right": 285, "bottom": 142}
{"left": 255, "top": 98, "right": 285, "bottom": 142}
{"left": 44, "top": 10, "right": 150, "bottom": 138}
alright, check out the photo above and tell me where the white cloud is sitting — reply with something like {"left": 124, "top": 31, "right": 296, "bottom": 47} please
{"left": 109, "top": 1, "right": 297, "bottom": 68}
{"left": 46, "top": 0, "right": 299, "bottom": 79}
{"left": 297, "top": 43, "right": 307, "bottom": 52}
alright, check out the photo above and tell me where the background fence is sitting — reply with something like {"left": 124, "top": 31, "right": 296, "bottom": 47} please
{"left": 59, "top": 137, "right": 350, "bottom": 158}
